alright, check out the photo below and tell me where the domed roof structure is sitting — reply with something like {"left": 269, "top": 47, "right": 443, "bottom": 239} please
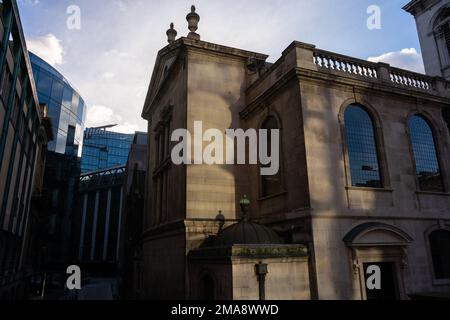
{"left": 213, "top": 220, "right": 284, "bottom": 247}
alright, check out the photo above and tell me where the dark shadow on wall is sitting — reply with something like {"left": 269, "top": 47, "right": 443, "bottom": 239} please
{"left": 443, "top": 108, "right": 450, "bottom": 135}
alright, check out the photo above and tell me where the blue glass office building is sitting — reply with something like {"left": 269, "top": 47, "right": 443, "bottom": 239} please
{"left": 81, "top": 127, "right": 134, "bottom": 173}
{"left": 29, "top": 52, "right": 86, "bottom": 157}
{"left": 29, "top": 53, "right": 86, "bottom": 292}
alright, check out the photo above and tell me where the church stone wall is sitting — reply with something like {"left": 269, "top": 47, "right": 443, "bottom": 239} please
{"left": 298, "top": 62, "right": 450, "bottom": 299}
{"left": 232, "top": 257, "right": 311, "bottom": 300}
{"left": 142, "top": 51, "right": 188, "bottom": 299}
{"left": 243, "top": 77, "right": 310, "bottom": 220}
{"left": 186, "top": 49, "right": 248, "bottom": 221}
{"left": 143, "top": 230, "right": 186, "bottom": 300}
{"left": 311, "top": 217, "right": 450, "bottom": 299}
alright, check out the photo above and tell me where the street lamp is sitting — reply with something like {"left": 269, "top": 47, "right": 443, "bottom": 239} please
{"left": 240, "top": 195, "right": 251, "bottom": 221}
{"left": 255, "top": 262, "right": 269, "bottom": 301}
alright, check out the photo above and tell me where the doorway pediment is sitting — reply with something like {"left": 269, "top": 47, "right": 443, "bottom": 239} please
{"left": 343, "top": 222, "right": 413, "bottom": 247}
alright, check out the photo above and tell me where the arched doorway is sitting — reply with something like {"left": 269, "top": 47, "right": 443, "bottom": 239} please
{"left": 343, "top": 223, "right": 413, "bottom": 300}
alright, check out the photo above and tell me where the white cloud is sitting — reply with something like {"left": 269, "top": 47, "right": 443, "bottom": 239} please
{"left": 101, "top": 72, "right": 115, "bottom": 80}
{"left": 115, "top": 0, "right": 128, "bottom": 12}
{"left": 102, "top": 49, "right": 136, "bottom": 59}
{"left": 86, "top": 105, "right": 123, "bottom": 127}
{"left": 368, "top": 48, "right": 425, "bottom": 74}
{"left": 86, "top": 105, "right": 139, "bottom": 134}
{"left": 115, "top": 123, "right": 141, "bottom": 134}
{"left": 27, "top": 33, "right": 64, "bottom": 67}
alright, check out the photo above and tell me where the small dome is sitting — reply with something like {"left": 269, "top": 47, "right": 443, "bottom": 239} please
{"left": 213, "top": 221, "right": 284, "bottom": 247}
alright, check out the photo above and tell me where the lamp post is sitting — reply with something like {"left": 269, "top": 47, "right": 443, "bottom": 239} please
{"left": 239, "top": 195, "right": 251, "bottom": 221}
{"left": 255, "top": 262, "right": 268, "bottom": 301}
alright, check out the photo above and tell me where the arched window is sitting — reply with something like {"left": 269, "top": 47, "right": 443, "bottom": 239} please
{"left": 261, "top": 116, "right": 282, "bottom": 197}
{"left": 199, "top": 274, "right": 215, "bottom": 300}
{"left": 429, "top": 229, "right": 450, "bottom": 279}
{"left": 408, "top": 115, "right": 444, "bottom": 192}
{"left": 344, "top": 104, "right": 382, "bottom": 188}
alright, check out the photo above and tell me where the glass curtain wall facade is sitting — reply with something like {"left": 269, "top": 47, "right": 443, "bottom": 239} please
{"left": 0, "top": 0, "right": 44, "bottom": 299}
{"left": 29, "top": 52, "right": 86, "bottom": 157}
{"left": 81, "top": 128, "right": 133, "bottom": 173}
{"left": 28, "top": 53, "right": 86, "bottom": 299}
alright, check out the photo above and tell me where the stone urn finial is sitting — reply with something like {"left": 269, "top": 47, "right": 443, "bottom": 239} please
{"left": 186, "top": 5, "right": 200, "bottom": 40}
{"left": 166, "top": 22, "right": 177, "bottom": 44}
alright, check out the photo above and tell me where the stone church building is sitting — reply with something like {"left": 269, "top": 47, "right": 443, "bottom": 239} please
{"left": 140, "top": 2, "right": 450, "bottom": 300}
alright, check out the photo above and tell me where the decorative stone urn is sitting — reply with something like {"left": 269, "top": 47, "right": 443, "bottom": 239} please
{"left": 166, "top": 23, "right": 177, "bottom": 43}
{"left": 186, "top": 5, "right": 200, "bottom": 40}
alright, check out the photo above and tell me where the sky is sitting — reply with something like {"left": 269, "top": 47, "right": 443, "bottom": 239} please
{"left": 17, "top": 0, "right": 423, "bottom": 133}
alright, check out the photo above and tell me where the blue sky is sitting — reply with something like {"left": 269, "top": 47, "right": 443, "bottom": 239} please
{"left": 17, "top": 0, "right": 422, "bottom": 133}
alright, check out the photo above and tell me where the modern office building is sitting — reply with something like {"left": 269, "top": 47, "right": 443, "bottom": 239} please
{"left": 63, "top": 165, "right": 126, "bottom": 300}
{"left": 29, "top": 52, "right": 86, "bottom": 157}
{"left": 26, "top": 49, "right": 87, "bottom": 299}
{"left": 75, "top": 166, "right": 126, "bottom": 272}
{"left": 81, "top": 126, "right": 133, "bottom": 173}
{"left": 0, "top": 0, "right": 52, "bottom": 299}
{"left": 26, "top": 151, "right": 81, "bottom": 296}
{"left": 70, "top": 130, "right": 142, "bottom": 299}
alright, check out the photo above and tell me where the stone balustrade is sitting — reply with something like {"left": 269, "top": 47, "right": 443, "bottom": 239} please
{"left": 389, "top": 67, "right": 432, "bottom": 90}
{"left": 311, "top": 47, "right": 449, "bottom": 96}
{"left": 313, "top": 49, "right": 378, "bottom": 79}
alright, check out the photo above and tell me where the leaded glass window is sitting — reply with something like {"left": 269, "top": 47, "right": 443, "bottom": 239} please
{"left": 344, "top": 104, "right": 382, "bottom": 188}
{"left": 408, "top": 115, "right": 444, "bottom": 192}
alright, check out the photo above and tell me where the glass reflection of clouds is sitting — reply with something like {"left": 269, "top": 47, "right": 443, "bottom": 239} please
{"left": 30, "top": 52, "right": 86, "bottom": 158}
